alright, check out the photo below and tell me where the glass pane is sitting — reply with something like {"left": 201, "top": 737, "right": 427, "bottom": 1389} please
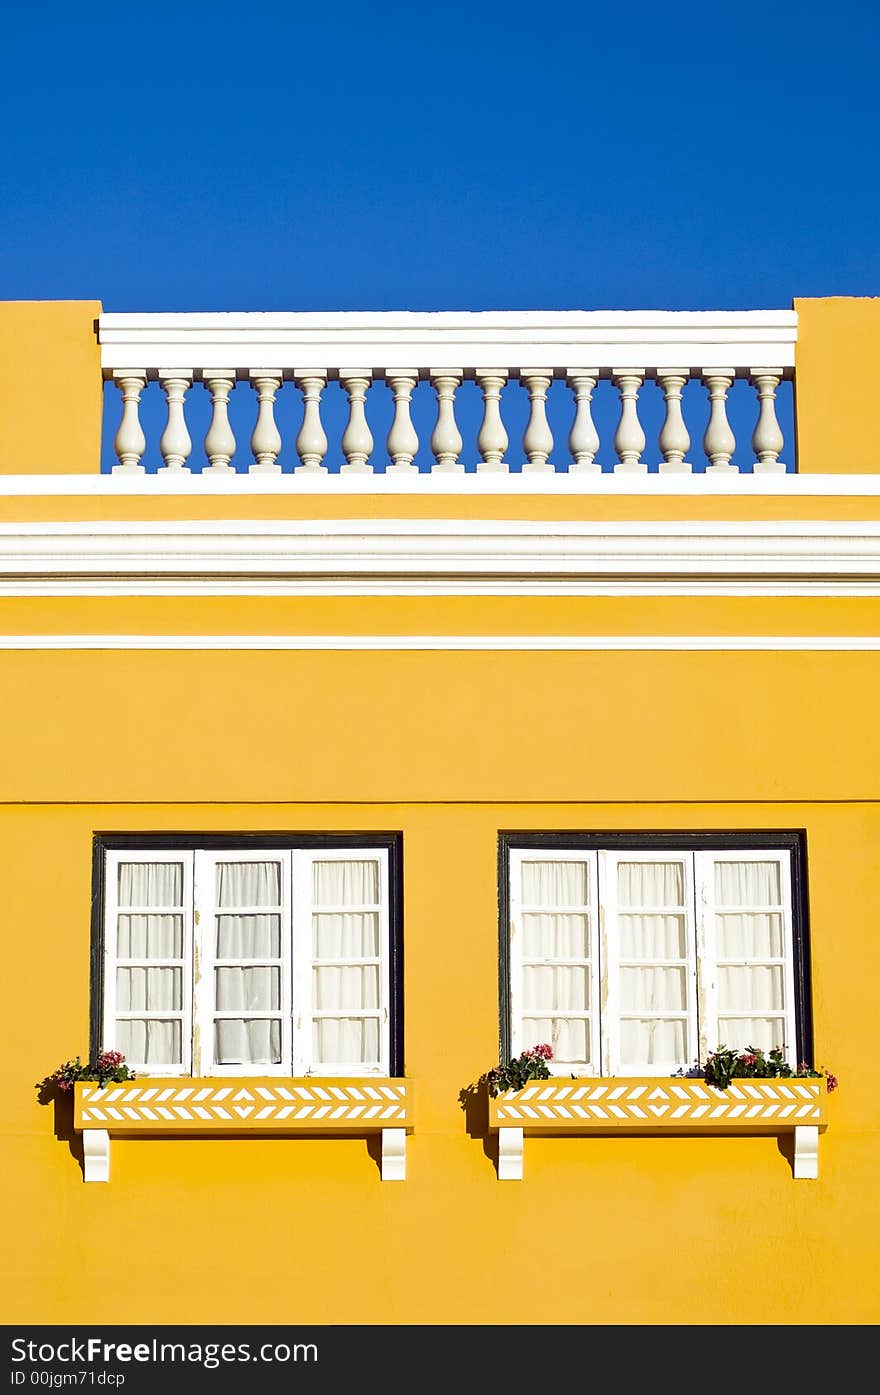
{"left": 521, "top": 860, "right": 588, "bottom": 907}
{"left": 213, "top": 1018, "right": 281, "bottom": 1065}
{"left": 522, "top": 965, "right": 589, "bottom": 1012}
{"left": 619, "top": 913, "right": 687, "bottom": 958}
{"left": 216, "top": 861, "right": 281, "bottom": 908}
{"left": 313, "top": 912, "right": 379, "bottom": 958}
{"left": 115, "top": 1018, "right": 182, "bottom": 1066}
{"left": 718, "top": 965, "right": 784, "bottom": 1013}
{"left": 522, "top": 912, "right": 590, "bottom": 959}
{"left": 716, "top": 912, "right": 783, "bottom": 959}
{"left": 313, "top": 859, "right": 378, "bottom": 905}
{"left": 313, "top": 1017, "right": 379, "bottom": 1065}
{"left": 620, "top": 966, "right": 687, "bottom": 1011}
{"left": 118, "top": 862, "right": 182, "bottom": 908}
{"left": 521, "top": 1016, "right": 589, "bottom": 1064}
{"left": 313, "top": 965, "right": 379, "bottom": 1010}
{"left": 116, "top": 913, "right": 183, "bottom": 958}
{"left": 216, "top": 914, "right": 281, "bottom": 958}
{"left": 620, "top": 1017, "right": 688, "bottom": 1068}
{"left": 214, "top": 966, "right": 280, "bottom": 1011}
{"left": 717, "top": 1017, "right": 787, "bottom": 1055}
{"left": 715, "top": 860, "right": 781, "bottom": 906}
{"left": 618, "top": 861, "right": 684, "bottom": 908}
{"left": 116, "top": 966, "right": 182, "bottom": 1012}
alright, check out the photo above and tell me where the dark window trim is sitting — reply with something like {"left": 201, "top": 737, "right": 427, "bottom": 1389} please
{"left": 497, "top": 830, "right": 812, "bottom": 1069}
{"left": 91, "top": 832, "right": 404, "bottom": 1077}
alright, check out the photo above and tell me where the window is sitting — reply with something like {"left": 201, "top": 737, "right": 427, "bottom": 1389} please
{"left": 502, "top": 834, "right": 811, "bottom": 1077}
{"left": 93, "top": 836, "right": 402, "bottom": 1077}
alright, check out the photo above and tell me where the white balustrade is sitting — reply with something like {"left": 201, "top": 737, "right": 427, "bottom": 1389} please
{"left": 100, "top": 311, "right": 798, "bottom": 479}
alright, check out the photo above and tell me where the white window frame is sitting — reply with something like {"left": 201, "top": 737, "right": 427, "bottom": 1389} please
{"left": 507, "top": 843, "right": 801, "bottom": 1078}
{"left": 101, "top": 843, "right": 393, "bottom": 1078}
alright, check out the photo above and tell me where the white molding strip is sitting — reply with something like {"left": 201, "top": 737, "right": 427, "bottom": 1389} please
{"left": 4, "top": 518, "right": 880, "bottom": 595}
{"left": 98, "top": 309, "right": 798, "bottom": 374}
{"left": 7, "top": 473, "right": 880, "bottom": 496}
{"left": 1, "top": 635, "right": 879, "bottom": 651}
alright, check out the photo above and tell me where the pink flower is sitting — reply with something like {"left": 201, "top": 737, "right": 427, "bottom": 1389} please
{"left": 531, "top": 1043, "right": 553, "bottom": 1060}
{"left": 740, "top": 1052, "right": 757, "bottom": 1066}
{"left": 825, "top": 1071, "right": 839, "bottom": 1092}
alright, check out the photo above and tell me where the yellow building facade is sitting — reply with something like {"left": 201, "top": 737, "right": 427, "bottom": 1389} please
{"left": 1, "top": 297, "right": 878, "bottom": 1326}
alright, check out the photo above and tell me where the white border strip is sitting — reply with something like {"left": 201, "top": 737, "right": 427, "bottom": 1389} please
{"left": 3, "top": 473, "right": 880, "bottom": 496}
{"left": 2, "top": 635, "right": 879, "bottom": 651}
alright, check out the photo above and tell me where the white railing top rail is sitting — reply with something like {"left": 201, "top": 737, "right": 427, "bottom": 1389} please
{"left": 99, "top": 309, "right": 798, "bottom": 375}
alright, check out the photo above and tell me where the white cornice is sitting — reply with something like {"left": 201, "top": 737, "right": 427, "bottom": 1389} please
{"left": 1, "top": 634, "right": 879, "bottom": 651}
{"left": 98, "top": 309, "right": 797, "bottom": 375}
{"left": 6, "top": 472, "right": 880, "bottom": 496}
{"left": 2, "top": 518, "right": 880, "bottom": 596}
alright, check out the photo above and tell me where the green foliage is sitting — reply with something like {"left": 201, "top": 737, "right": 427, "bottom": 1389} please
{"left": 36, "top": 1050, "right": 136, "bottom": 1099}
{"left": 703, "top": 1045, "right": 838, "bottom": 1093}
{"left": 481, "top": 1043, "right": 554, "bottom": 1097}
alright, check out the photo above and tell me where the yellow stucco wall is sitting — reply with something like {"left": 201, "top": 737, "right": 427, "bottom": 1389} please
{"left": 1, "top": 297, "right": 879, "bottom": 1326}
{"left": 0, "top": 301, "right": 102, "bottom": 473}
{"left": 795, "top": 295, "right": 880, "bottom": 472}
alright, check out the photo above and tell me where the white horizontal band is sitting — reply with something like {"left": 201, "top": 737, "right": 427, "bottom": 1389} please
{"left": 4, "top": 473, "right": 879, "bottom": 496}
{"left": 1, "top": 635, "right": 878, "bottom": 651}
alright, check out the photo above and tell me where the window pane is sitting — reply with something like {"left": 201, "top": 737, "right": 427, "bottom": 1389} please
{"left": 116, "top": 913, "right": 183, "bottom": 958}
{"left": 313, "top": 966, "right": 379, "bottom": 1009}
{"left": 216, "top": 914, "right": 281, "bottom": 958}
{"left": 716, "top": 912, "right": 783, "bottom": 959}
{"left": 718, "top": 965, "right": 784, "bottom": 1012}
{"left": 618, "top": 861, "right": 684, "bottom": 907}
{"left": 313, "top": 912, "right": 379, "bottom": 958}
{"left": 620, "top": 1017, "right": 688, "bottom": 1067}
{"left": 215, "top": 967, "right": 280, "bottom": 1011}
{"left": 314, "top": 1017, "right": 379, "bottom": 1065}
{"left": 521, "top": 913, "right": 590, "bottom": 959}
{"left": 620, "top": 966, "right": 687, "bottom": 1011}
{"left": 115, "top": 1018, "right": 182, "bottom": 1066}
{"left": 216, "top": 861, "right": 281, "bottom": 908}
{"left": 521, "top": 1016, "right": 589, "bottom": 1064}
{"left": 313, "top": 859, "right": 378, "bottom": 905}
{"left": 717, "top": 1017, "right": 787, "bottom": 1054}
{"left": 116, "top": 966, "right": 182, "bottom": 1011}
{"left": 214, "top": 1019, "right": 281, "bottom": 1065}
{"left": 118, "top": 862, "right": 183, "bottom": 908}
{"left": 522, "top": 965, "right": 589, "bottom": 1012}
{"left": 714, "top": 860, "right": 781, "bottom": 906}
{"left": 619, "top": 913, "right": 687, "bottom": 958}
{"left": 521, "top": 861, "right": 588, "bottom": 907}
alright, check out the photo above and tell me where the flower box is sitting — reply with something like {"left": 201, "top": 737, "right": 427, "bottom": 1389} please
{"left": 73, "top": 1076, "right": 413, "bottom": 1183}
{"left": 487, "top": 1076, "right": 827, "bottom": 1180}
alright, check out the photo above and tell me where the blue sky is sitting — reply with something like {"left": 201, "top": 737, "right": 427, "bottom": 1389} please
{"left": 1, "top": 1, "right": 878, "bottom": 313}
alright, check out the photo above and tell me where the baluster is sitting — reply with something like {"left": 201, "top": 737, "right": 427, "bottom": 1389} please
{"left": 385, "top": 371, "right": 419, "bottom": 473}
{"left": 158, "top": 372, "right": 193, "bottom": 472}
{"left": 202, "top": 371, "right": 237, "bottom": 472}
{"left": 750, "top": 368, "right": 786, "bottom": 472}
{"left": 248, "top": 372, "right": 282, "bottom": 473}
{"left": 702, "top": 369, "right": 737, "bottom": 472}
{"left": 476, "top": 370, "right": 509, "bottom": 471}
{"left": 340, "top": 371, "right": 374, "bottom": 473}
{"left": 657, "top": 370, "right": 692, "bottom": 473}
{"left": 293, "top": 372, "right": 328, "bottom": 473}
{"left": 566, "top": 371, "right": 600, "bottom": 472}
{"left": 521, "top": 370, "right": 554, "bottom": 471}
{"left": 429, "top": 371, "right": 463, "bottom": 472}
{"left": 611, "top": 369, "right": 646, "bottom": 472}
{"left": 111, "top": 371, "right": 147, "bottom": 474}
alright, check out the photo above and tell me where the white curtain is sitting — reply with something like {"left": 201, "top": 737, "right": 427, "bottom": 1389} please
{"left": 115, "top": 862, "right": 184, "bottom": 1066}
{"left": 312, "top": 860, "right": 380, "bottom": 1067}
{"left": 714, "top": 859, "right": 785, "bottom": 1052}
{"left": 213, "top": 861, "right": 282, "bottom": 1066}
{"left": 616, "top": 860, "right": 689, "bottom": 1067}
{"left": 520, "top": 859, "right": 592, "bottom": 1065}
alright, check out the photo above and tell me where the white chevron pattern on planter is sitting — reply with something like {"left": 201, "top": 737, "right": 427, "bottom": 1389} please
{"left": 487, "top": 1077, "right": 827, "bottom": 1182}
{"left": 74, "top": 1077, "right": 412, "bottom": 1183}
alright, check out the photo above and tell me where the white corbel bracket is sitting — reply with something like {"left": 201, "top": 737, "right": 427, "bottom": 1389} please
{"left": 83, "top": 1128, "right": 110, "bottom": 1183}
